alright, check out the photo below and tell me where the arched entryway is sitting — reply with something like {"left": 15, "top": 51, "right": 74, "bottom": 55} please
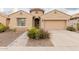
{"left": 33, "top": 17, "right": 40, "bottom": 28}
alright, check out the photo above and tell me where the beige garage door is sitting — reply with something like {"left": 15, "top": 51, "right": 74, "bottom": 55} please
{"left": 44, "top": 20, "right": 66, "bottom": 30}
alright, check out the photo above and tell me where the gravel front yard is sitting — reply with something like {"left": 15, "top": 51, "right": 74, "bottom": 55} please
{"left": 0, "top": 31, "right": 23, "bottom": 47}
{"left": 26, "top": 39, "right": 53, "bottom": 47}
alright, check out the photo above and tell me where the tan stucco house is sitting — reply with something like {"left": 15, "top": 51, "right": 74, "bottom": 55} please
{"left": 0, "top": 8, "right": 71, "bottom": 31}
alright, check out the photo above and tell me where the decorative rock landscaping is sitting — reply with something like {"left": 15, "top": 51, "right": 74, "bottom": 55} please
{"left": 26, "top": 39, "right": 53, "bottom": 47}
{"left": 0, "top": 31, "right": 23, "bottom": 46}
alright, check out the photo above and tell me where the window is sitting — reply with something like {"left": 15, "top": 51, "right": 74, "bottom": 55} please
{"left": 17, "top": 18, "right": 26, "bottom": 26}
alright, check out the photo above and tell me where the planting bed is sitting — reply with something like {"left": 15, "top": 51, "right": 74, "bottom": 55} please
{"left": 26, "top": 39, "right": 53, "bottom": 47}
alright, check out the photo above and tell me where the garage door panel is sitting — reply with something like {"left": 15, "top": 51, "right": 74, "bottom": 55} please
{"left": 44, "top": 20, "right": 66, "bottom": 30}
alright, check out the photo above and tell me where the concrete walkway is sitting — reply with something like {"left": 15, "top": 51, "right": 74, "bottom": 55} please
{"left": 7, "top": 32, "right": 28, "bottom": 47}
{"left": 50, "top": 30, "right": 79, "bottom": 47}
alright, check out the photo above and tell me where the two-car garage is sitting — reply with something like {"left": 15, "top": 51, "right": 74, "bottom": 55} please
{"left": 44, "top": 20, "right": 66, "bottom": 30}
{"left": 42, "top": 10, "right": 70, "bottom": 31}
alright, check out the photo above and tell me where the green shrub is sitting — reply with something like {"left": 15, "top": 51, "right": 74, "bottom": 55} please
{"left": 27, "top": 28, "right": 50, "bottom": 40}
{"left": 66, "top": 26, "right": 76, "bottom": 31}
{"left": 0, "top": 23, "right": 7, "bottom": 32}
{"left": 39, "top": 29, "right": 50, "bottom": 39}
{"left": 77, "top": 23, "right": 79, "bottom": 30}
{"left": 27, "top": 27, "right": 39, "bottom": 39}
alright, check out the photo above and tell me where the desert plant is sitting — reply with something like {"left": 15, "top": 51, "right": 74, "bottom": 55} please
{"left": 0, "top": 23, "right": 7, "bottom": 32}
{"left": 27, "top": 27, "right": 50, "bottom": 40}
{"left": 66, "top": 26, "right": 76, "bottom": 31}
{"left": 39, "top": 29, "right": 50, "bottom": 39}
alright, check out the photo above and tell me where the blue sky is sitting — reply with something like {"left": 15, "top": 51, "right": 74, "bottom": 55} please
{"left": 66, "top": 8, "right": 79, "bottom": 10}
{"left": 1, "top": 8, "right": 79, "bottom": 15}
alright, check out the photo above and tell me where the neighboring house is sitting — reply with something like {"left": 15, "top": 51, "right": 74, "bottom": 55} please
{"left": 0, "top": 12, "right": 8, "bottom": 26}
{"left": 0, "top": 8, "right": 72, "bottom": 31}
{"left": 68, "top": 13, "right": 79, "bottom": 29}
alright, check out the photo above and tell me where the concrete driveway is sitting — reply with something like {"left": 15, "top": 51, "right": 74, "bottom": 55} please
{"left": 50, "top": 30, "right": 79, "bottom": 47}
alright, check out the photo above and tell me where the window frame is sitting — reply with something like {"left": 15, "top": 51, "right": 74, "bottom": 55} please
{"left": 17, "top": 18, "right": 26, "bottom": 26}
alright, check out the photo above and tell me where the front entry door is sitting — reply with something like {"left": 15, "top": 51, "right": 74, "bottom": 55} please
{"left": 34, "top": 18, "right": 40, "bottom": 28}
